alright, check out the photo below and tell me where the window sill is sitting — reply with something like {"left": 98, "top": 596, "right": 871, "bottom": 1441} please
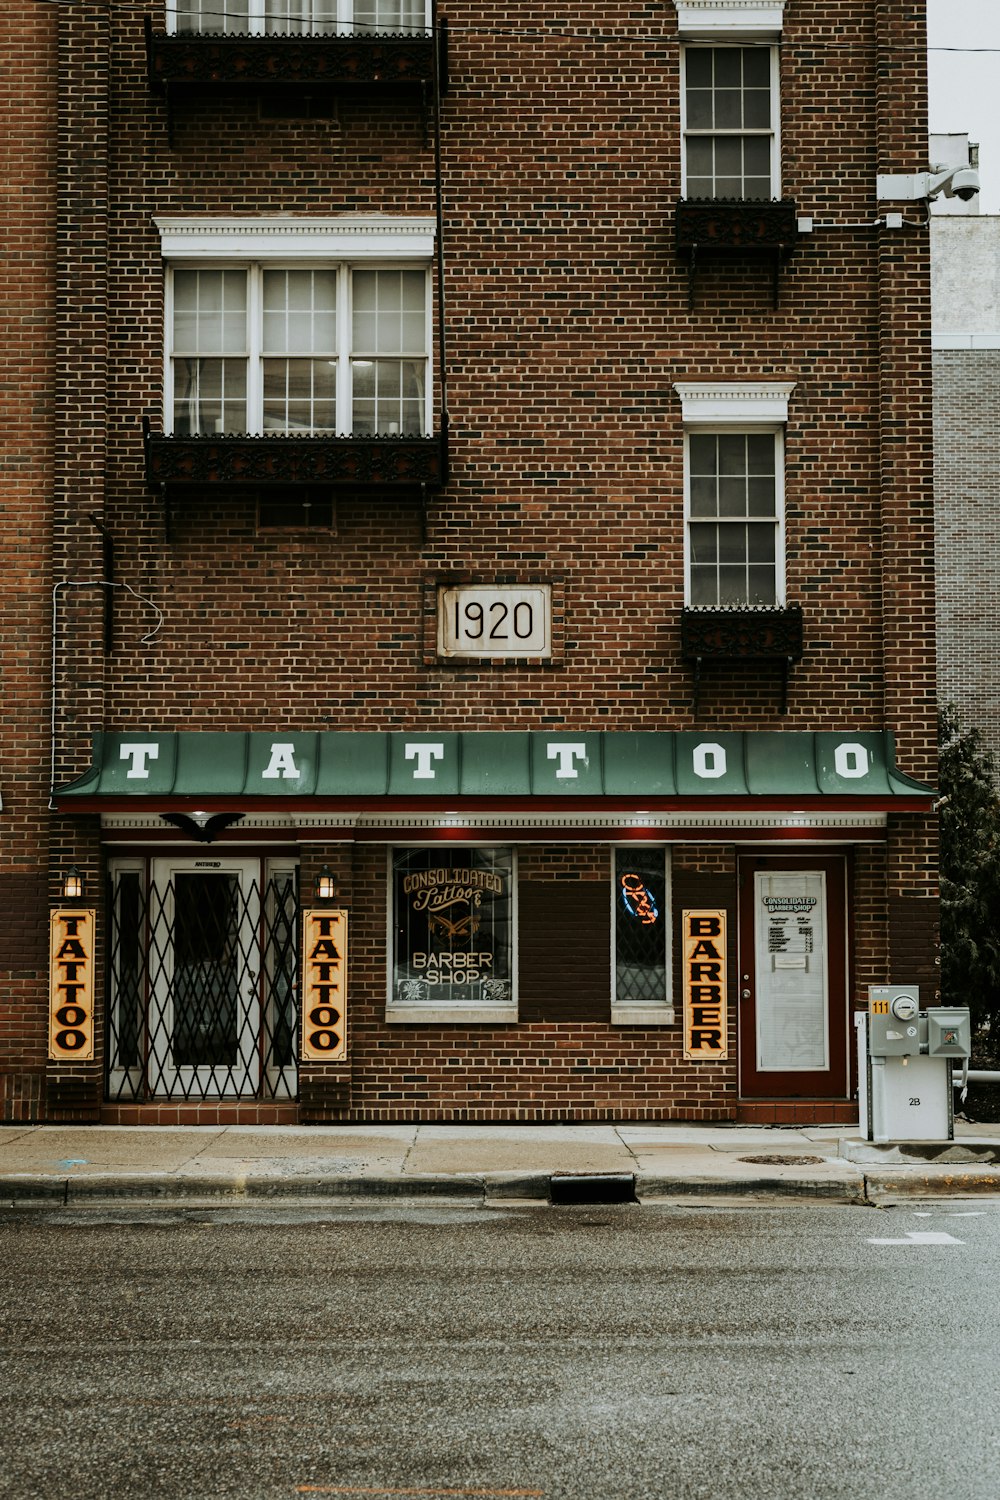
{"left": 611, "top": 1006, "right": 676, "bottom": 1027}
{"left": 386, "top": 1006, "right": 519, "bottom": 1025}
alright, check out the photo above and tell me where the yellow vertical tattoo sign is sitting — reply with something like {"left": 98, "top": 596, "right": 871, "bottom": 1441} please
{"left": 682, "top": 909, "right": 728, "bottom": 1060}
{"left": 49, "top": 909, "right": 96, "bottom": 1060}
{"left": 301, "top": 908, "right": 348, "bottom": 1062}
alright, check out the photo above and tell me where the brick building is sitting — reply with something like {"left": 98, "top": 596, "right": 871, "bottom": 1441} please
{"left": 3, "top": 0, "right": 938, "bottom": 1126}
{"left": 933, "top": 210, "right": 1000, "bottom": 768}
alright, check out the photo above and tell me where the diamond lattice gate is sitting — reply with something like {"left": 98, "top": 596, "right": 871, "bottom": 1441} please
{"left": 106, "top": 861, "right": 300, "bottom": 1102}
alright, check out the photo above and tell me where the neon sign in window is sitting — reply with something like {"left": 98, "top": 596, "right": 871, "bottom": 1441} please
{"left": 615, "top": 849, "right": 668, "bottom": 1005}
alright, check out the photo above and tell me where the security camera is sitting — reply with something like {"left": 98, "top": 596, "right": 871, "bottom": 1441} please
{"left": 876, "top": 163, "right": 981, "bottom": 203}
{"left": 946, "top": 167, "right": 981, "bottom": 202}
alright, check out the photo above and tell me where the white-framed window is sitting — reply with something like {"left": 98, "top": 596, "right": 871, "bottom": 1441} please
{"left": 674, "top": 2, "right": 784, "bottom": 200}
{"left": 611, "top": 847, "right": 673, "bottom": 1026}
{"left": 155, "top": 217, "right": 435, "bottom": 439}
{"left": 387, "top": 847, "right": 518, "bottom": 1024}
{"left": 169, "top": 0, "right": 430, "bottom": 35}
{"left": 686, "top": 429, "right": 784, "bottom": 606}
{"left": 675, "top": 382, "right": 794, "bottom": 609}
{"left": 681, "top": 44, "right": 779, "bottom": 199}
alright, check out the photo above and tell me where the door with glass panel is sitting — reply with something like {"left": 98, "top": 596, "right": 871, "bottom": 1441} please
{"left": 149, "top": 857, "right": 262, "bottom": 1098}
{"left": 738, "top": 855, "right": 849, "bottom": 1099}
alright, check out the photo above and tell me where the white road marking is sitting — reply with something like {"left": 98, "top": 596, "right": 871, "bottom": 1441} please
{"left": 914, "top": 1211, "right": 984, "bottom": 1218}
{"left": 868, "top": 1231, "right": 964, "bottom": 1246}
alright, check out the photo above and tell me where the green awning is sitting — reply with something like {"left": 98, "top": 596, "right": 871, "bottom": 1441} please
{"left": 55, "top": 730, "right": 934, "bottom": 806}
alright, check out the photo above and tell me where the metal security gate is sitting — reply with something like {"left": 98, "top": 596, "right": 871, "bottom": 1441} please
{"left": 106, "top": 857, "right": 300, "bottom": 1102}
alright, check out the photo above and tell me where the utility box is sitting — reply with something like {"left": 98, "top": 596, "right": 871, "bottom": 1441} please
{"left": 926, "top": 1007, "right": 972, "bottom": 1058}
{"left": 868, "top": 985, "right": 920, "bottom": 1057}
{"left": 857, "top": 989, "right": 972, "bottom": 1143}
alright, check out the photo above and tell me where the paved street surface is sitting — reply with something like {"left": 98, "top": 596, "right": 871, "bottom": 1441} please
{"left": 2, "top": 1199, "right": 999, "bottom": 1500}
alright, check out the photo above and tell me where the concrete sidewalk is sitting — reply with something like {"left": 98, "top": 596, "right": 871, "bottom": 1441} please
{"left": 3, "top": 1120, "right": 1000, "bottom": 1205}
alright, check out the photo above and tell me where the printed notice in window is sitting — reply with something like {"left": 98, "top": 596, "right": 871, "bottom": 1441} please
{"left": 753, "top": 872, "right": 829, "bottom": 1072}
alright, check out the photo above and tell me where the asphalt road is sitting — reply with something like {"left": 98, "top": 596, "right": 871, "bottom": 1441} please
{"left": 1, "top": 1199, "right": 998, "bottom": 1500}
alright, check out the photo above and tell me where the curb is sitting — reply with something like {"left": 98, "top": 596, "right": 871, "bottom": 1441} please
{"left": 0, "top": 1173, "right": 490, "bottom": 1206}
{"left": 0, "top": 1171, "right": 867, "bottom": 1207}
{"left": 635, "top": 1173, "right": 866, "bottom": 1202}
{"left": 3, "top": 1167, "right": 1000, "bottom": 1207}
{"left": 863, "top": 1168, "right": 1000, "bottom": 1200}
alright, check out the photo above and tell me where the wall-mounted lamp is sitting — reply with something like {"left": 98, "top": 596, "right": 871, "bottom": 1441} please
{"left": 315, "top": 866, "right": 337, "bottom": 902}
{"left": 63, "top": 866, "right": 83, "bottom": 900}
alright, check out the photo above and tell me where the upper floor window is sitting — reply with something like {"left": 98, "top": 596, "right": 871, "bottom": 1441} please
{"left": 686, "top": 430, "right": 782, "bottom": 606}
{"left": 675, "top": 382, "right": 795, "bottom": 609}
{"left": 682, "top": 45, "right": 778, "bottom": 199}
{"left": 168, "top": 265, "right": 428, "bottom": 438}
{"left": 156, "top": 215, "right": 436, "bottom": 441}
{"left": 169, "top": 0, "right": 429, "bottom": 33}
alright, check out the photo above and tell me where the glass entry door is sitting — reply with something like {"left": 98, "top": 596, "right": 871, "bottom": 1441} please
{"left": 738, "top": 854, "right": 849, "bottom": 1099}
{"left": 150, "top": 857, "right": 262, "bottom": 1097}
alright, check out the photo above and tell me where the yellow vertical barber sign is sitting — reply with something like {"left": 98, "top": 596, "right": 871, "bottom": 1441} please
{"left": 49, "top": 909, "right": 96, "bottom": 1060}
{"left": 301, "top": 909, "right": 348, "bottom": 1062}
{"left": 682, "top": 908, "right": 728, "bottom": 1060}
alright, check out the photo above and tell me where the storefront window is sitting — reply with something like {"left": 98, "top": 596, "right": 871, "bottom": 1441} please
{"left": 390, "top": 847, "right": 515, "bottom": 1018}
{"left": 614, "top": 848, "right": 670, "bottom": 1009}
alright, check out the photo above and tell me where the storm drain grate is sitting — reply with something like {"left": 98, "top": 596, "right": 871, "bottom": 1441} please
{"left": 549, "top": 1173, "right": 638, "bottom": 1205}
{"left": 738, "top": 1154, "right": 825, "bottom": 1167}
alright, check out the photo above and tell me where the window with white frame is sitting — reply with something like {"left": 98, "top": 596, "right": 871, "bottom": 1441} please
{"left": 687, "top": 430, "right": 782, "bottom": 606}
{"left": 675, "top": 382, "right": 794, "bottom": 609}
{"left": 612, "top": 847, "right": 672, "bottom": 1022}
{"left": 674, "top": 2, "right": 784, "bottom": 200}
{"left": 156, "top": 217, "right": 435, "bottom": 439}
{"left": 682, "top": 45, "right": 778, "bottom": 199}
{"left": 170, "top": 0, "right": 429, "bottom": 34}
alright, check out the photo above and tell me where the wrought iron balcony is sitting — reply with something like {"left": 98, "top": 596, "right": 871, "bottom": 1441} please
{"left": 675, "top": 198, "right": 800, "bottom": 308}
{"left": 144, "top": 17, "right": 444, "bottom": 92}
{"left": 143, "top": 420, "right": 448, "bottom": 537}
{"left": 144, "top": 16, "right": 447, "bottom": 142}
{"left": 680, "top": 604, "right": 804, "bottom": 714}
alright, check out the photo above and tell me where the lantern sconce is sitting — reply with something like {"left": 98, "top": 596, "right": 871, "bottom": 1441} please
{"left": 315, "top": 866, "right": 337, "bottom": 902}
{"left": 63, "top": 866, "right": 83, "bottom": 901}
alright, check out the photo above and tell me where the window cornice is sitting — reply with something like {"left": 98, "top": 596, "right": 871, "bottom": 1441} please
{"left": 153, "top": 215, "right": 437, "bottom": 260}
{"left": 674, "top": 381, "right": 796, "bottom": 424}
{"left": 673, "top": 1, "right": 785, "bottom": 39}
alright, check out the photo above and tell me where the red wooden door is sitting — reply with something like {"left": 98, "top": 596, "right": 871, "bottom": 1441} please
{"left": 738, "top": 854, "right": 850, "bottom": 1099}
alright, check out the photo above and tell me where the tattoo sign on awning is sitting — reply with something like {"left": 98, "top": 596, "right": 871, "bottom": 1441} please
{"left": 682, "top": 909, "right": 728, "bottom": 1060}
{"left": 301, "top": 909, "right": 348, "bottom": 1062}
{"left": 49, "top": 909, "right": 96, "bottom": 1061}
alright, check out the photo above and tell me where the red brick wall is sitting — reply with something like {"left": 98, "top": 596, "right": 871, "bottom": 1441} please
{"left": 300, "top": 843, "right": 738, "bottom": 1122}
{"left": 41, "top": 0, "right": 928, "bottom": 746}
{"left": 0, "top": 9, "right": 58, "bottom": 1120}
